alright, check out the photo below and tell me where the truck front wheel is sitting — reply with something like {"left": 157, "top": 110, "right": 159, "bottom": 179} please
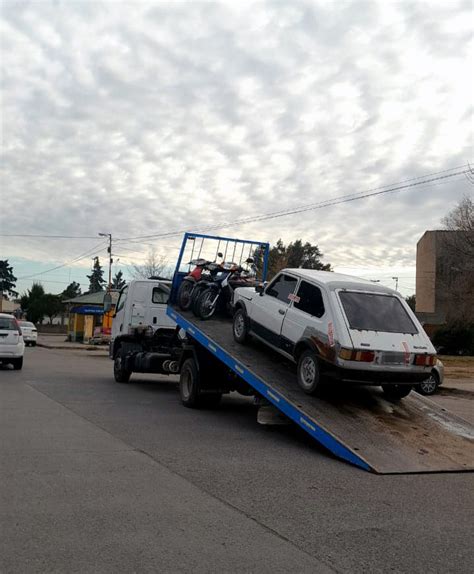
{"left": 114, "top": 347, "right": 131, "bottom": 383}
{"left": 179, "top": 357, "right": 222, "bottom": 408}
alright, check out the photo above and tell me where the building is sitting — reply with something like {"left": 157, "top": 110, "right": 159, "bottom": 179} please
{"left": 0, "top": 297, "right": 20, "bottom": 314}
{"left": 65, "top": 291, "right": 120, "bottom": 343}
{"left": 416, "top": 230, "right": 474, "bottom": 333}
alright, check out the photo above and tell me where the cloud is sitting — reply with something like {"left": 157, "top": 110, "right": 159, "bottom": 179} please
{"left": 1, "top": 0, "right": 472, "bottom": 291}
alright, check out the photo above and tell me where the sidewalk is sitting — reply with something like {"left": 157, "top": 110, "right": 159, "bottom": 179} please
{"left": 36, "top": 334, "right": 109, "bottom": 354}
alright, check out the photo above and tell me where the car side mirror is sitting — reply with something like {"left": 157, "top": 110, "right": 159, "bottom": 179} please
{"left": 255, "top": 283, "right": 265, "bottom": 295}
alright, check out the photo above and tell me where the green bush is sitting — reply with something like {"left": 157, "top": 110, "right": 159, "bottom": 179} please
{"left": 432, "top": 321, "right": 474, "bottom": 355}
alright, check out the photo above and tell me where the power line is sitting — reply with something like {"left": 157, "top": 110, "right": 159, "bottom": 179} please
{"left": 16, "top": 241, "right": 108, "bottom": 280}
{"left": 0, "top": 234, "right": 100, "bottom": 239}
{"left": 115, "top": 164, "right": 470, "bottom": 243}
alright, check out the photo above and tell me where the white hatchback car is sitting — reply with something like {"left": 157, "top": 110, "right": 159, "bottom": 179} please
{"left": 233, "top": 270, "right": 437, "bottom": 399}
{"left": 18, "top": 321, "right": 38, "bottom": 346}
{"left": 0, "top": 313, "right": 25, "bottom": 370}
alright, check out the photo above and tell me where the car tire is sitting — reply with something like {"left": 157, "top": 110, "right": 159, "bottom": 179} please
{"left": 297, "top": 349, "right": 321, "bottom": 395}
{"left": 416, "top": 370, "right": 440, "bottom": 395}
{"left": 114, "top": 347, "right": 131, "bottom": 383}
{"left": 233, "top": 308, "right": 250, "bottom": 344}
{"left": 382, "top": 384, "right": 412, "bottom": 400}
{"left": 13, "top": 357, "right": 23, "bottom": 370}
{"left": 179, "top": 357, "right": 222, "bottom": 408}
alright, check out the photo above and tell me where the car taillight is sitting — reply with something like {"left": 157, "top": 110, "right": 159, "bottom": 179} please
{"left": 414, "top": 354, "right": 437, "bottom": 366}
{"left": 339, "top": 348, "right": 375, "bottom": 362}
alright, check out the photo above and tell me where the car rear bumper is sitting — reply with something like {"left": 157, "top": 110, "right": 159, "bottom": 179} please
{"left": 0, "top": 344, "right": 24, "bottom": 358}
{"left": 327, "top": 365, "right": 430, "bottom": 386}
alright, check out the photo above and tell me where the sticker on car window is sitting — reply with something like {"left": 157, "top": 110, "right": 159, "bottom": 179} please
{"left": 288, "top": 293, "right": 300, "bottom": 303}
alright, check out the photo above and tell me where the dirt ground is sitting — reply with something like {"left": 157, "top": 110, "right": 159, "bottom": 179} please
{"left": 439, "top": 355, "right": 474, "bottom": 381}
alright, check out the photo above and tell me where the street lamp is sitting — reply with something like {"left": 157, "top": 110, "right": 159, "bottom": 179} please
{"left": 98, "top": 233, "right": 112, "bottom": 289}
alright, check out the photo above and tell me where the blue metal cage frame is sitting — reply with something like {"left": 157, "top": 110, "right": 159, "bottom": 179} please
{"left": 171, "top": 232, "right": 270, "bottom": 302}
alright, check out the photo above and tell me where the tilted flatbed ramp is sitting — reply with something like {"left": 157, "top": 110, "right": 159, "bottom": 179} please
{"left": 168, "top": 306, "right": 474, "bottom": 474}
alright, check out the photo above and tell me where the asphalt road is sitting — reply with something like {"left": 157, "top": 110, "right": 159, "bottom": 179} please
{"left": 1, "top": 347, "right": 473, "bottom": 573}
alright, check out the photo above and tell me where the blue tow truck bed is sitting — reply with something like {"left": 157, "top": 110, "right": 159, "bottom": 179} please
{"left": 168, "top": 306, "right": 474, "bottom": 474}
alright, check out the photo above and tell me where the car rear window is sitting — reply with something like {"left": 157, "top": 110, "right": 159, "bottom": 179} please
{"left": 0, "top": 317, "right": 17, "bottom": 330}
{"left": 338, "top": 291, "right": 418, "bottom": 334}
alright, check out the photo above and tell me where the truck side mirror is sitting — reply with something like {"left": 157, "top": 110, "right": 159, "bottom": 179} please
{"left": 103, "top": 292, "right": 112, "bottom": 313}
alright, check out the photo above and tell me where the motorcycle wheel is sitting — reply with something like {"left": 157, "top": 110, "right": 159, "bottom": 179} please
{"left": 177, "top": 279, "right": 195, "bottom": 310}
{"left": 197, "top": 288, "right": 219, "bottom": 320}
{"left": 191, "top": 284, "right": 207, "bottom": 316}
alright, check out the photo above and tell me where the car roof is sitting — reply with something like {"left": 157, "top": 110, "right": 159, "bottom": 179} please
{"left": 0, "top": 313, "right": 16, "bottom": 319}
{"left": 282, "top": 269, "right": 399, "bottom": 295}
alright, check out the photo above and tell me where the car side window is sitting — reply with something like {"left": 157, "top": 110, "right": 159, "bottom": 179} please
{"left": 266, "top": 274, "right": 298, "bottom": 304}
{"left": 294, "top": 281, "right": 325, "bottom": 318}
{"left": 152, "top": 285, "right": 170, "bottom": 304}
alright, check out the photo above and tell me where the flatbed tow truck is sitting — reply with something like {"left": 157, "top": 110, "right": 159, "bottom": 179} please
{"left": 116, "top": 232, "right": 474, "bottom": 474}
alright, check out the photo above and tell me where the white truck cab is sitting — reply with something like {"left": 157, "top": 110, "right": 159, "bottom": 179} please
{"left": 110, "top": 279, "right": 175, "bottom": 359}
{"left": 233, "top": 269, "right": 437, "bottom": 399}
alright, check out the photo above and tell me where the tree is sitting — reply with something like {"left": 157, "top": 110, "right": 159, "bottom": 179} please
{"left": 61, "top": 281, "right": 82, "bottom": 300}
{"left": 131, "top": 248, "right": 170, "bottom": 279}
{"left": 406, "top": 294, "right": 416, "bottom": 312}
{"left": 439, "top": 195, "right": 474, "bottom": 322}
{"left": 42, "top": 294, "right": 63, "bottom": 324}
{"left": 267, "top": 239, "right": 332, "bottom": 279}
{"left": 112, "top": 270, "right": 126, "bottom": 290}
{"left": 87, "top": 257, "right": 106, "bottom": 293}
{"left": 20, "top": 283, "right": 46, "bottom": 324}
{"left": 442, "top": 194, "right": 474, "bottom": 258}
{"left": 0, "top": 260, "right": 18, "bottom": 298}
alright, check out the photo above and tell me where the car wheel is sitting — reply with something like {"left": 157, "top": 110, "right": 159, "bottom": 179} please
{"left": 114, "top": 347, "right": 131, "bottom": 383}
{"left": 233, "top": 308, "right": 249, "bottom": 344}
{"left": 416, "top": 371, "right": 440, "bottom": 395}
{"left": 297, "top": 349, "right": 321, "bottom": 395}
{"left": 13, "top": 357, "right": 23, "bottom": 370}
{"left": 382, "top": 384, "right": 412, "bottom": 400}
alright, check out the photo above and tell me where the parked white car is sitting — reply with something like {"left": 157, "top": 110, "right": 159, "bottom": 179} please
{"left": 0, "top": 313, "right": 25, "bottom": 370}
{"left": 233, "top": 270, "right": 437, "bottom": 399}
{"left": 416, "top": 359, "right": 444, "bottom": 395}
{"left": 18, "top": 321, "right": 38, "bottom": 346}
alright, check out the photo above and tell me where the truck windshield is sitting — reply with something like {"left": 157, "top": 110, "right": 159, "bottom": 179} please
{"left": 338, "top": 291, "right": 418, "bottom": 334}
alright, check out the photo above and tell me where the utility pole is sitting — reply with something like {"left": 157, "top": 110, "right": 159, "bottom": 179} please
{"left": 99, "top": 233, "right": 112, "bottom": 289}
{"left": 392, "top": 276, "right": 399, "bottom": 291}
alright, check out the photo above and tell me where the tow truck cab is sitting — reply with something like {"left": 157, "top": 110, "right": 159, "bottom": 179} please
{"left": 110, "top": 279, "right": 175, "bottom": 359}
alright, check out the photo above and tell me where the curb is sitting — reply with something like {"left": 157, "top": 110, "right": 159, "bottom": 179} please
{"left": 36, "top": 342, "right": 108, "bottom": 353}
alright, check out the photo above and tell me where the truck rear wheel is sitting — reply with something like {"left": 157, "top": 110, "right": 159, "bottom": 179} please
{"left": 179, "top": 357, "right": 222, "bottom": 408}
{"left": 114, "top": 347, "right": 131, "bottom": 383}
{"left": 382, "top": 384, "right": 412, "bottom": 400}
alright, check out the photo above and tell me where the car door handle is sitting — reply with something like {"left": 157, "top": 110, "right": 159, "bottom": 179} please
{"left": 278, "top": 309, "right": 285, "bottom": 315}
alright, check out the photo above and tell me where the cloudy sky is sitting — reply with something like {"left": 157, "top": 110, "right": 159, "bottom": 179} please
{"left": 1, "top": 0, "right": 473, "bottom": 296}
